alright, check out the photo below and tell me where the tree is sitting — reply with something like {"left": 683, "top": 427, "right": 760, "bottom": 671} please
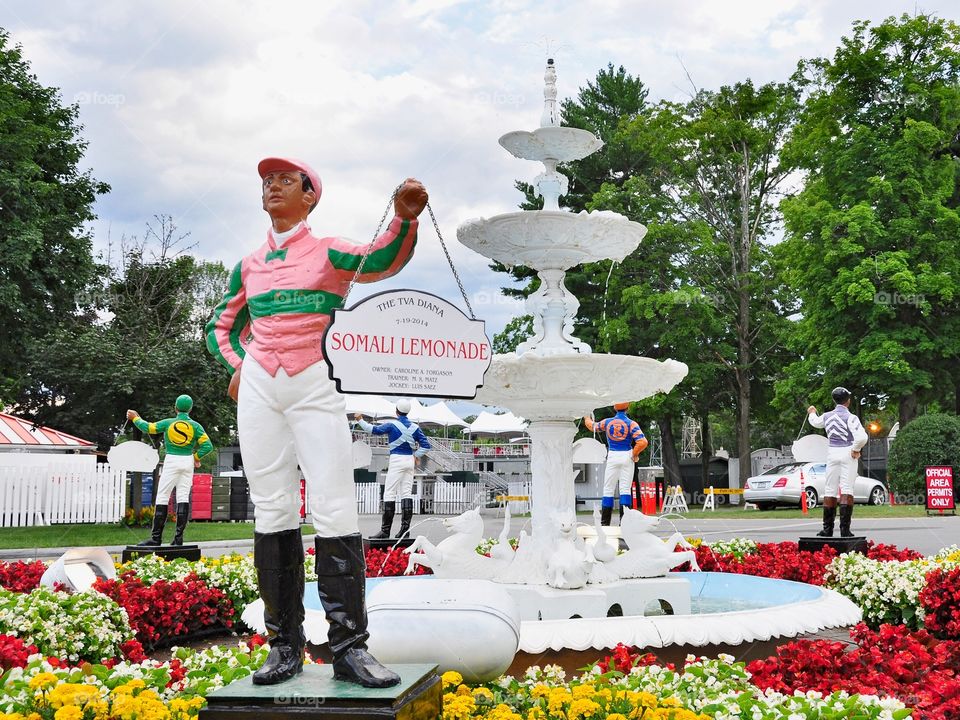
{"left": 0, "top": 30, "right": 108, "bottom": 400}
{"left": 775, "top": 14, "right": 960, "bottom": 428}
{"left": 640, "top": 81, "right": 800, "bottom": 486}
{"left": 14, "top": 216, "right": 236, "bottom": 450}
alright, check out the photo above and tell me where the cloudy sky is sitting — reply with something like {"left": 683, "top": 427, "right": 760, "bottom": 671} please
{"left": 5, "top": 0, "right": 956, "bottom": 337}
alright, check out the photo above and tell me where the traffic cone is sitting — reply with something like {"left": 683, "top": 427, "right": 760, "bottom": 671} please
{"left": 800, "top": 470, "right": 808, "bottom": 515}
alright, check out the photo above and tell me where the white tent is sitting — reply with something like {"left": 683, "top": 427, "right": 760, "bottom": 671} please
{"left": 466, "top": 411, "right": 527, "bottom": 436}
{"left": 343, "top": 394, "right": 398, "bottom": 418}
{"left": 411, "top": 401, "right": 469, "bottom": 428}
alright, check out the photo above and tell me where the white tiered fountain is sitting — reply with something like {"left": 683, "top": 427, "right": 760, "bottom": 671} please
{"left": 246, "top": 60, "right": 864, "bottom": 682}
{"left": 458, "top": 58, "right": 688, "bottom": 538}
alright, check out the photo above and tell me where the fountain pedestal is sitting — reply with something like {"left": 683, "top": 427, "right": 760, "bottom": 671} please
{"left": 798, "top": 536, "right": 869, "bottom": 554}
{"left": 458, "top": 58, "right": 688, "bottom": 534}
{"left": 200, "top": 664, "right": 440, "bottom": 720}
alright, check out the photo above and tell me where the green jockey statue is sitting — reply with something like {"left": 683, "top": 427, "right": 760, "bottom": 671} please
{"left": 127, "top": 395, "right": 214, "bottom": 546}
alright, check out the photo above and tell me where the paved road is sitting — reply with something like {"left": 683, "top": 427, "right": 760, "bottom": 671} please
{"left": 2, "top": 511, "right": 957, "bottom": 561}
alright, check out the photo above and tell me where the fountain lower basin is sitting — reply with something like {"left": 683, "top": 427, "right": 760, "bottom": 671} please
{"left": 242, "top": 573, "right": 861, "bottom": 679}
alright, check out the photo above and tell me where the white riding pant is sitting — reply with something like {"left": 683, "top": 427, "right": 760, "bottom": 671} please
{"left": 238, "top": 354, "right": 358, "bottom": 536}
{"left": 824, "top": 445, "right": 857, "bottom": 498}
{"left": 155, "top": 453, "right": 194, "bottom": 505}
{"left": 383, "top": 454, "right": 415, "bottom": 502}
{"left": 602, "top": 450, "right": 635, "bottom": 497}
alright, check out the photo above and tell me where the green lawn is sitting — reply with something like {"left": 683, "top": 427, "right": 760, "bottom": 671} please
{"left": 576, "top": 504, "right": 938, "bottom": 520}
{"left": 0, "top": 523, "right": 315, "bottom": 550}
{"left": 655, "top": 504, "right": 934, "bottom": 519}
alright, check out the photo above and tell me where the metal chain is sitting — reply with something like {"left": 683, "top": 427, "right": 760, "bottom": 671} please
{"left": 426, "top": 202, "right": 475, "bottom": 319}
{"left": 343, "top": 184, "right": 402, "bottom": 304}
{"left": 343, "top": 187, "right": 476, "bottom": 319}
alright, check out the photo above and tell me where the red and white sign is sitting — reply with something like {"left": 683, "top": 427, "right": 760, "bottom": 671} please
{"left": 323, "top": 290, "right": 491, "bottom": 399}
{"left": 925, "top": 466, "right": 955, "bottom": 511}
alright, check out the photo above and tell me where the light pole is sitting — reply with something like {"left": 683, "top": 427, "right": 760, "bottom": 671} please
{"left": 867, "top": 421, "right": 882, "bottom": 479}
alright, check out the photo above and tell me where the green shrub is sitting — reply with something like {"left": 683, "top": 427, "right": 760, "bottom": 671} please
{"left": 887, "top": 413, "right": 960, "bottom": 501}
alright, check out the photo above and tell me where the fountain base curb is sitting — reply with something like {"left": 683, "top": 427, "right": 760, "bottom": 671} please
{"left": 517, "top": 582, "right": 861, "bottom": 654}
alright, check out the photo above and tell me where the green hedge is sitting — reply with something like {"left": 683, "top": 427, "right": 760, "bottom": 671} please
{"left": 887, "top": 413, "right": 960, "bottom": 500}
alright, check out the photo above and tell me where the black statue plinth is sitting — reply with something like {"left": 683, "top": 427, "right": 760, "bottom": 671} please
{"left": 364, "top": 537, "right": 416, "bottom": 552}
{"left": 121, "top": 545, "right": 201, "bottom": 562}
{"left": 798, "top": 536, "right": 868, "bottom": 554}
{"left": 199, "top": 664, "right": 440, "bottom": 720}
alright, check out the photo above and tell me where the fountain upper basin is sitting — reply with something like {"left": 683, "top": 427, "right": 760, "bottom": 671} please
{"left": 457, "top": 210, "right": 647, "bottom": 271}
{"left": 476, "top": 353, "right": 688, "bottom": 421}
{"left": 498, "top": 126, "right": 604, "bottom": 163}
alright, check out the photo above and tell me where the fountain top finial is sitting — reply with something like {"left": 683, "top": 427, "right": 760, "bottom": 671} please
{"left": 541, "top": 58, "right": 559, "bottom": 128}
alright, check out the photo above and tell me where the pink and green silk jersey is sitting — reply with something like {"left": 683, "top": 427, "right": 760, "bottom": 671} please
{"left": 205, "top": 215, "right": 418, "bottom": 378}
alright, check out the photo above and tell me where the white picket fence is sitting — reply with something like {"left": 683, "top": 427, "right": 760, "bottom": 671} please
{"left": 0, "top": 464, "right": 126, "bottom": 527}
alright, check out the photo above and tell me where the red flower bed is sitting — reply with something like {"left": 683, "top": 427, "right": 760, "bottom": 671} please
{"left": 747, "top": 623, "right": 960, "bottom": 720}
{"left": 365, "top": 547, "right": 431, "bottom": 577}
{"left": 0, "top": 560, "right": 46, "bottom": 593}
{"left": 94, "top": 572, "right": 234, "bottom": 650}
{"left": 866, "top": 542, "right": 923, "bottom": 562}
{"left": 679, "top": 543, "right": 837, "bottom": 585}
{"left": 677, "top": 540, "right": 922, "bottom": 585}
{"left": 0, "top": 634, "right": 38, "bottom": 670}
{"left": 596, "top": 643, "right": 670, "bottom": 674}
{"left": 920, "top": 565, "right": 960, "bottom": 639}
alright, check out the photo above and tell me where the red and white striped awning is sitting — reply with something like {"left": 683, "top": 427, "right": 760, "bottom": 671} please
{"left": 0, "top": 412, "right": 95, "bottom": 449}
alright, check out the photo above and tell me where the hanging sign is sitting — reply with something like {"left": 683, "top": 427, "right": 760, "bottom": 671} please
{"left": 925, "top": 466, "right": 955, "bottom": 512}
{"left": 323, "top": 290, "right": 491, "bottom": 399}
{"left": 107, "top": 441, "right": 159, "bottom": 472}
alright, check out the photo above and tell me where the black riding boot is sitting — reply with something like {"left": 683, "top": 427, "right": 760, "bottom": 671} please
{"left": 252, "top": 530, "right": 306, "bottom": 685}
{"left": 600, "top": 505, "right": 612, "bottom": 527}
{"left": 397, "top": 499, "right": 414, "bottom": 538}
{"left": 370, "top": 501, "right": 395, "bottom": 540}
{"left": 315, "top": 534, "right": 400, "bottom": 688}
{"left": 839, "top": 504, "right": 854, "bottom": 537}
{"left": 817, "top": 505, "right": 835, "bottom": 537}
{"left": 170, "top": 503, "right": 191, "bottom": 546}
{"left": 137, "top": 505, "right": 168, "bottom": 546}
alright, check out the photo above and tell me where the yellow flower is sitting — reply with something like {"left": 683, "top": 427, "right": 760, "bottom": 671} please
{"left": 487, "top": 704, "right": 522, "bottom": 720}
{"left": 659, "top": 697, "right": 681, "bottom": 708}
{"left": 547, "top": 688, "right": 572, "bottom": 715}
{"left": 456, "top": 685, "right": 471, "bottom": 696}
{"left": 53, "top": 708, "right": 83, "bottom": 720}
{"left": 441, "top": 693, "right": 476, "bottom": 720}
{"left": 2, "top": 713, "right": 25, "bottom": 720}
{"left": 526, "top": 709, "right": 545, "bottom": 720}
{"left": 87, "top": 700, "right": 109, "bottom": 720}
{"left": 28, "top": 673, "right": 59, "bottom": 691}
{"left": 47, "top": 684, "right": 99, "bottom": 710}
{"left": 472, "top": 687, "right": 494, "bottom": 701}
{"left": 568, "top": 698, "right": 601, "bottom": 720}
{"left": 607, "top": 715, "right": 629, "bottom": 720}
{"left": 571, "top": 684, "right": 596, "bottom": 700}
{"left": 530, "top": 684, "right": 551, "bottom": 699}
{"left": 441, "top": 670, "right": 463, "bottom": 688}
